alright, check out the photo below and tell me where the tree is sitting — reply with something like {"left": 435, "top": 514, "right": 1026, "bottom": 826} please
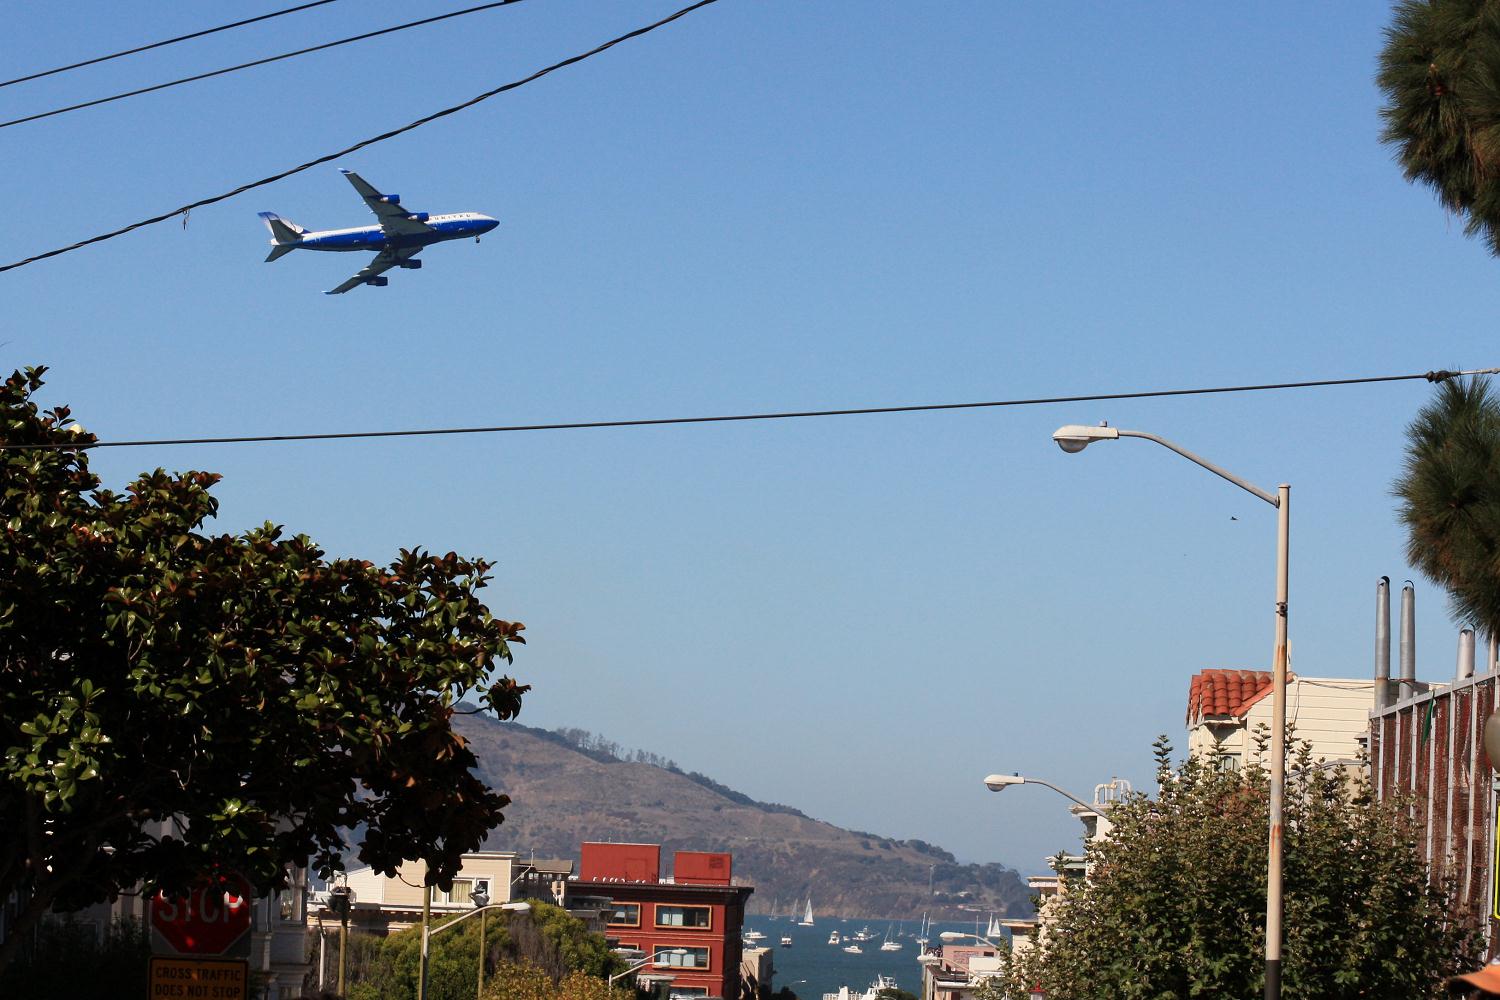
{"left": 1395, "top": 375, "right": 1500, "bottom": 635}
{"left": 1378, "top": 0, "right": 1500, "bottom": 255}
{"left": 996, "top": 736, "right": 1480, "bottom": 999}
{"left": 0, "top": 366, "right": 530, "bottom": 972}
{"left": 0, "top": 916, "right": 149, "bottom": 999}
{"left": 341, "top": 901, "right": 623, "bottom": 1000}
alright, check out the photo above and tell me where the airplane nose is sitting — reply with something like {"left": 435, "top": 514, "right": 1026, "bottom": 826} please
{"left": 481, "top": 217, "right": 500, "bottom": 233}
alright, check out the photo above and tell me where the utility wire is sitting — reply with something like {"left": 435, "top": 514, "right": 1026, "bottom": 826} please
{"left": 0, "top": 0, "right": 529, "bottom": 130}
{"left": 17, "top": 368, "right": 1496, "bottom": 452}
{"left": 0, "top": 0, "right": 341, "bottom": 90}
{"left": 0, "top": 0, "right": 720, "bottom": 275}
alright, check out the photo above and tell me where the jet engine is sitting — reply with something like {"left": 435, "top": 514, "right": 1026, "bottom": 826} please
{"left": 397, "top": 259, "right": 422, "bottom": 269}
{"left": 379, "top": 194, "right": 401, "bottom": 204}
{"left": 366, "top": 276, "right": 389, "bottom": 287}
{"left": 406, "top": 212, "right": 429, "bottom": 223}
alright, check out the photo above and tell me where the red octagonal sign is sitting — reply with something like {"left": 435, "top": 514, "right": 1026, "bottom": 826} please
{"left": 150, "top": 876, "right": 253, "bottom": 958}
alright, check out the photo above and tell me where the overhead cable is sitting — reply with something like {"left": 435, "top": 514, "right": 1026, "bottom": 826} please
{"left": 0, "top": 0, "right": 721, "bottom": 275}
{"left": 0, "top": 0, "right": 341, "bottom": 90}
{"left": 0, "top": 0, "right": 529, "bottom": 130}
{"left": 15, "top": 368, "right": 1496, "bottom": 452}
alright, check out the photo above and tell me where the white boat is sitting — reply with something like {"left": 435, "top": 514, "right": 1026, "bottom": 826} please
{"left": 822, "top": 975, "right": 898, "bottom": 1000}
{"left": 745, "top": 929, "right": 767, "bottom": 942}
{"left": 780, "top": 935, "right": 793, "bottom": 948}
{"left": 915, "top": 912, "right": 929, "bottom": 947}
{"left": 828, "top": 930, "right": 841, "bottom": 945}
{"left": 798, "top": 898, "right": 815, "bottom": 927}
{"left": 985, "top": 913, "right": 1002, "bottom": 939}
{"left": 851, "top": 925, "right": 874, "bottom": 942}
{"left": 842, "top": 943, "right": 863, "bottom": 954}
{"left": 879, "top": 923, "right": 901, "bottom": 952}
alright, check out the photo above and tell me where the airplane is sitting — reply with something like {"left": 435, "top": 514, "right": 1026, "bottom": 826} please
{"left": 259, "top": 169, "right": 498, "bottom": 294}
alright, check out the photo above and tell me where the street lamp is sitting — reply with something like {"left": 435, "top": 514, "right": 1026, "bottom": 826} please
{"left": 326, "top": 884, "right": 354, "bottom": 996}
{"left": 1053, "top": 422, "right": 1289, "bottom": 1000}
{"left": 418, "top": 897, "right": 530, "bottom": 1000}
{"left": 981, "top": 774, "right": 1094, "bottom": 812}
{"left": 608, "top": 948, "right": 689, "bottom": 991}
{"left": 472, "top": 886, "right": 490, "bottom": 999}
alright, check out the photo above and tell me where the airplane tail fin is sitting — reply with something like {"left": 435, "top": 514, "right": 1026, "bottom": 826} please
{"left": 258, "top": 211, "right": 306, "bottom": 260}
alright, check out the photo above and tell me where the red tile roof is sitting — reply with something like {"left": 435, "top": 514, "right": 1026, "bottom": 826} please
{"left": 1186, "top": 668, "right": 1294, "bottom": 726}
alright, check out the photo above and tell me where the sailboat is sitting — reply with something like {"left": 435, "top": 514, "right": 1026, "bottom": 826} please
{"left": 798, "top": 898, "right": 815, "bottom": 927}
{"left": 915, "top": 912, "right": 929, "bottom": 948}
{"left": 879, "top": 923, "right": 902, "bottom": 952}
{"left": 985, "top": 913, "right": 1002, "bottom": 939}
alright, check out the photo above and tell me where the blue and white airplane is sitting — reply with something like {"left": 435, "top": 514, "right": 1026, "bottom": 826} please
{"left": 259, "top": 169, "right": 498, "bottom": 294}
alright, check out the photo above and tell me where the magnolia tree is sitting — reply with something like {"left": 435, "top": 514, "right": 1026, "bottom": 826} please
{"left": 989, "top": 737, "right": 1479, "bottom": 999}
{"left": 0, "top": 367, "right": 529, "bottom": 971}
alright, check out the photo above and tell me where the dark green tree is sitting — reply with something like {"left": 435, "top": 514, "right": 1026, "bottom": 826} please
{"left": 0, "top": 916, "right": 149, "bottom": 999}
{"left": 1378, "top": 0, "right": 1500, "bottom": 254}
{"left": 1395, "top": 376, "right": 1500, "bottom": 634}
{"left": 992, "top": 736, "right": 1479, "bottom": 999}
{"left": 0, "top": 366, "right": 529, "bottom": 972}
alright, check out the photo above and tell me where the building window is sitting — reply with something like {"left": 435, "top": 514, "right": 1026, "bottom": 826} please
{"left": 608, "top": 903, "right": 642, "bottom": 927}
{"left": 278, "top": 889, "right": 299, "bottom": 921}
{"left": 655, "top": 906, "right": 711, "bottom": 929}
{"left": 656, "top": 947, "right": 711, "bottom": 969}
{"left": 435, "top": 880, "right": 472, "bottom": 906}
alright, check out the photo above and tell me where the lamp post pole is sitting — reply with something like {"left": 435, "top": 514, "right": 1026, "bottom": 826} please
{"left": 1052, "top": 424, "right": 1289, "bottom": 1000}
{"left": 472, "top": 887, "right": 491, "bottom": 1000}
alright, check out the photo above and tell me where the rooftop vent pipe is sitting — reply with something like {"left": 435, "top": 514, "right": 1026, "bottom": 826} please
{"left": 1375, "top": 576, "right": 1391, "bottom": 710}
{"left": 1399, "top": 581, "right": 1416, "bottom": 702}
{"left": 1458, "top": 628, "right": 1476, "bottom": 680}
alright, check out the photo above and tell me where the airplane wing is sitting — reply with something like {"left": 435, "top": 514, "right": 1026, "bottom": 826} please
{"left": 324, "top": 247, "right": 420, "bottom": 295}
{"left": 340, "top": 169, "right": 434, "bottom": 237}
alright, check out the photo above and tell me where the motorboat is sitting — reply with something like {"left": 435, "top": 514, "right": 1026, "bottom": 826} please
{"left": 828, "top": 930, "right": 841, "bottom": 945}
{"left": 780, "top": 935, "right": 793, "bottom": 948}
{"left": 842, "top": 943, "right": 863, "bottom": 954}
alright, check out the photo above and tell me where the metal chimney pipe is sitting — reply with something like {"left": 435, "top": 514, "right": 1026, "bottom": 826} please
{"left": 1459, "top": 628, "right": 1477, "bottom": 680}
{"left": 1399, "top": 582, "right": 1416, "bottom": 702}
{"left": 1375, "top": 577, "right": 1391, "bottom": 710}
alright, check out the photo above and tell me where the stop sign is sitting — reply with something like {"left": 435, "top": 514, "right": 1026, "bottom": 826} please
{"left": 150, "top": 876, "right": 253, "bottom": 957}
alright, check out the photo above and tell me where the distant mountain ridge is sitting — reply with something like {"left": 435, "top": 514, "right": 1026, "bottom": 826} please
{"left": 456, "top": 715, "right": 1032, "bottom": 920}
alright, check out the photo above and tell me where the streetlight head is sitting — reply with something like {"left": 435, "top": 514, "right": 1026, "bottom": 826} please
{"left": 984, "top": 773, "right": 1025, "bottom": 792}
{"left": 939, "top": 931, "right": 965, "bottom": 942}
{"left": 1052, "top": 424, "right": 1119, "bottom": 454}
{"left": 500, "top": 901, "right": 531, "bottom": 912}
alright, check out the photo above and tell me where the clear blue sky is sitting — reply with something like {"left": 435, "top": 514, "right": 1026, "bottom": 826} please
{"left": 7, "top": 2, "right": 1497, "bottom": 875}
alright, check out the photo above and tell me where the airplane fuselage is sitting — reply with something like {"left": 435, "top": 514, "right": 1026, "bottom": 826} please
{"left": 298, "top": 213, "right": 498, "bottom": 252}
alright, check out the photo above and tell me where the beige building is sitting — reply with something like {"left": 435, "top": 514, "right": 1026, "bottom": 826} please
{"left": 332, "top": 850, "right": 523, "bottom": 935}
{"left": 1186, "top": 669, "right": 1376, "bottom": 770}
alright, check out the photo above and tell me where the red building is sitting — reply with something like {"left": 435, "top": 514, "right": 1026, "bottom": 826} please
{"left": 580, "top": 842, "right": 753, "bottom": 1000}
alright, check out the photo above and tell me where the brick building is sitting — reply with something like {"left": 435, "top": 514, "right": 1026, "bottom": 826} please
{"left": 579, "top": 842, "right": 753, "bottom": 1000}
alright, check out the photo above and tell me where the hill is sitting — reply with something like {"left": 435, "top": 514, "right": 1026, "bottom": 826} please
{"left": 455, "top": 715, "right": 1033, "bottom": 920}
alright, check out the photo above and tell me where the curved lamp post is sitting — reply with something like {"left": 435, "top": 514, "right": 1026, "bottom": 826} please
{"left": 981, "top": 774, "right": 1095, "bottom": 813}
{"left": 418, "top": 898, "right": 530, "bottom": 1000}
{"left": 609, "top": 948, "right": 689, "bottom": 991}
{"left": 1052, "top": 422, "right": 1289, "bottom": 1000}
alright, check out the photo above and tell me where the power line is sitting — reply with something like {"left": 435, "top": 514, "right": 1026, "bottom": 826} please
{"left": 0, "top": 0, "right": 341, "bottom": 90}
{"left": 0, "top": 0, "right": 529, "bottom": 130}
{"left": 16, "top": 368, "right": 1495, "bottom": 452}
{"left": 0, "top": 0, "right": 721, "bottom": 275}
